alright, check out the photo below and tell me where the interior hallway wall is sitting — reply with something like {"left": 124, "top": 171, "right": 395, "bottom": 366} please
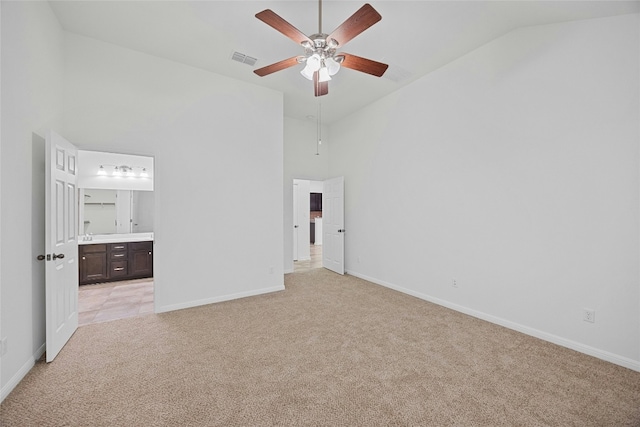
{"left": 329, "top": 14, "right": 640, "bottom": 369}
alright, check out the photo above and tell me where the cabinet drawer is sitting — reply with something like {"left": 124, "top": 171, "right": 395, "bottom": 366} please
{"left": 110, "top": 251, "right": 128, "bottom": 260}
{"left": 109, "top": 243, "right": 127, "bottom": 252}
{"left": 130, "top": 241, "right": 152, "bottom": 252}
{"left": 110, "top": 260, "right": 128, "bottom": 278}
{"left": 81, "top": 244, "right": 107, "bottom": 254}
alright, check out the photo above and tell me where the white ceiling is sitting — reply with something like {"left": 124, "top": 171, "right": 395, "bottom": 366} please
{"left": 49, "top": 1, "right": 639, "bottom": 124}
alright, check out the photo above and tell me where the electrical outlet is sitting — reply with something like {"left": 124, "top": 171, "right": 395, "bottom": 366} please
{"left": 452, "top": 278, "right": 458, "bottom": 288}
{"left": 583, "top": 308, "right": 595, "bottom": 323}
{"left": 0, "top": 337, "right": 7, "bottom": 357}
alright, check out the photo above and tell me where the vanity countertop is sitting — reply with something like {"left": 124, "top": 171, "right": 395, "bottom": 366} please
{"left": 78, "top": 232, "right": 154, "bottom": 245}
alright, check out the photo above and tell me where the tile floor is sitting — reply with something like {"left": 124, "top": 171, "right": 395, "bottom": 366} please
{"left": 78, "top": 278, "right": 154, "bottom": 326}
{"left": 80, "top": 244, "right": 319, "bottom": 326}
{"left": 294, "top": 244, "right": 322, "bottom": 272}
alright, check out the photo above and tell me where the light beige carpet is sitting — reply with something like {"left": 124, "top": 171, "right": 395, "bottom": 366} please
{"left": 2, "top": 269, "right": 639, "bottom": 426}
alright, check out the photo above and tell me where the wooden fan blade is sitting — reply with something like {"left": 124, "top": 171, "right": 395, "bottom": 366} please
{"left": 314, "top": 72, "right": 329, "bottom": 97}
{"left": 340, "top": 53, "right": 388, "bottom": 77}
{"left": 326, "top": 4, "right": 381, "bottom": 48}
{"left": 254, "top": 57, "right": 301, "bottom": 77}
{"left": 256, "top": 9, "right": 313, "bottom": 46}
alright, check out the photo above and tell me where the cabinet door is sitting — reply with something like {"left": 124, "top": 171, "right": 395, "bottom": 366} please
{"left": 80, "top": 251, "right": 108, "bottom": 284}
{"left": 129, "top": 242, "right": 153, "bottom": 278}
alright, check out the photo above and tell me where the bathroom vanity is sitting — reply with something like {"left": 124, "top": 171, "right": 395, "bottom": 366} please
{"left": 78, "top": 233, "right": 153, "bottom": 285}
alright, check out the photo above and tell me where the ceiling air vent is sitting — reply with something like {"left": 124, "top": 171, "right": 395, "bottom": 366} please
{"left": 231, "top": 51, "right": 257, "bottom": 67}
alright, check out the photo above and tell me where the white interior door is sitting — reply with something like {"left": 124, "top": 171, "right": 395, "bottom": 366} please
{"left": 293, "top": 182, "right": 299, "bottom": 261}
{"left": 322, "top": 177, "right": 344, "bottom": 274}
{"left": 293, "top": 179, "right": 310, "bottom": 261}
{"left": 45, "top": 131, "right": 79, "bottom": 362}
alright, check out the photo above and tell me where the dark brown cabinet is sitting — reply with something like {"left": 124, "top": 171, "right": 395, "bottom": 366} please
{"left": 129, "top": 241, "right": 153, "bottom": 278}
{"left": 79, "top": 244, "right": 108, "bottom": 283}
{"left": 79, "top": 241, "right": 153, "bottom": 285}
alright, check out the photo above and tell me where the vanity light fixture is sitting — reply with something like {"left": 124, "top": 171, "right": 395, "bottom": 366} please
{"left": 98, "top": 164, "right": 151, "bottom": 178}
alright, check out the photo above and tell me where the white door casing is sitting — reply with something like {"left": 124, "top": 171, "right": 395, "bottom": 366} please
{"left": 293, "top": 182, "right": 299, "bottom": 261}
{"left": 45, "top": 131, "right": 79, "bottom": 362}
{"left": 322, "top": 177, "right": 344, "bottom": 275}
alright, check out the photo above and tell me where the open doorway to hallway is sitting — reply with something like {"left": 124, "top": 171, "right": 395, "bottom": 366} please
{"left": 294, "top": 245, "right": 322, "bottom": 272}
{"left": 293, "top": 179, "right": 323, "bottom": 271}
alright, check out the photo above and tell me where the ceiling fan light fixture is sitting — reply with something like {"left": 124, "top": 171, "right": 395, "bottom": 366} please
{"left": 307, "top": 53, "right": 321, "bottom": 71}
{"left": 325, "top": 57, "right": 340, "bottom": 76}
{"left": 301, "top": 53, "right": 322, "bottom": 80}
{"left": 300, "top": 66, "right": 314, "bottom": 81}
{"left": 318, "top": 65, "right": 331, "bottom": 82}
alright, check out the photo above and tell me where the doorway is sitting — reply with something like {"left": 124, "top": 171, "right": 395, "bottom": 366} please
{"left": 293, "top": 179, "right": 323, "bottom": 272}
{"left": 76, "top": 151, "right": 155, "bottom": 326}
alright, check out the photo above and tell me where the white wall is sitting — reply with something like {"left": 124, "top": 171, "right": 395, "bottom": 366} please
{"left": 0, "top": 1, "right": 64, "bottom": 400}
{"left": 283, "top": 117, "right": 330, "bottom": 272}
{"left": 330, "top": 14, "right": 640, "bottom": 369}
{"left": 63, "top": 33, "right": 284, "bottom": 312}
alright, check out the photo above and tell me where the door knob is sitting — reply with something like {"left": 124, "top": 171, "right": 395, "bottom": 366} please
{"left": 52, "top": 253, "right": 65, "bottom": 260}
{"left": 338, "top": 229, "right": 345, "bottom": 233}
{"left": 37, "top": 255, "right": 46, "bottom": 261}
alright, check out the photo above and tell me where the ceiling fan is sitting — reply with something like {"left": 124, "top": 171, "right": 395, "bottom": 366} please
{"left": 253, "top": 1, "right": 389, "bottom": 97}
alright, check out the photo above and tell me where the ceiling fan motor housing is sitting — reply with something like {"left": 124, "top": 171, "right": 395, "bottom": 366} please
{"left": 302, "top": 34, "right": 343, "bottom": 64}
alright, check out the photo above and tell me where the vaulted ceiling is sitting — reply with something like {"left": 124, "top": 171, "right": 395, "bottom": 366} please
{"left": 50, "top": 1, "right": 639, "bottom": 124}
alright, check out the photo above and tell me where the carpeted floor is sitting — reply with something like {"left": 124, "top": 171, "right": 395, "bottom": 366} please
{"left": 2, "top": 269, "right": 639, "bottom": 426}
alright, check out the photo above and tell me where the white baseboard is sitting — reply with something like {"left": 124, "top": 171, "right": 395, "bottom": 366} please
{"left": 347, "top": 270, "right": 640, "bottom": 373}
{"left": 34, "top": 343, "right": 46, "bottom": 362}
{"left": 156, "top": 285, "right": 286, "bottom": 314}
{"left": 1, "top": 344, "right": 41, "bottom": 403}
{"left": 284, "top": 268, "right": 294, "bottom": 274}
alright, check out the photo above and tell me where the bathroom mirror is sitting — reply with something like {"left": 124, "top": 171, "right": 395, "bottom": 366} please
{"left": 80, "top": 188, "right": 154, "bottom": 235}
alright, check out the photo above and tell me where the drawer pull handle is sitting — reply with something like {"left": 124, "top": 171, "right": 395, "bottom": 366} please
{"left": 113, "top": 246, "right": 125, "bottom": 249}
{"left": 114, "top": 254, "right": 125, "bottom": 257}
{"left": 113, "top": 267, "right": 125, "bottom": 271}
